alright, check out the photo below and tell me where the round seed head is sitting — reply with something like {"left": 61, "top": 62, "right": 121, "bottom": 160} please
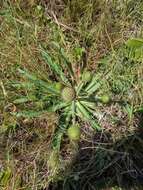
{"left": 101, "top": 95, "right": 110, "bottom": 104}
{"left": 67, "top": 124, "right": 81, "bottom": 141}
{"left": 62, "top": 87, "right": 75, "bottom": 102}
{"left": 82, "top": 70, "right": 92, "bottom": 82}
{"left": 54, "top": 82, "right": 63, "bottom": 91}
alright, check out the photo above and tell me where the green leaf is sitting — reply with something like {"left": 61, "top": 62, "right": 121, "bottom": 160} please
{"left": 135, "top": 107, "right": 143, "bottom": 113}
{"left": 123, "top": 104, "right": 134, "bottom": 121}
{"left": 52, "top": 130, "right": 63, "bottom": 150}
{"left": 85, "top": 74, "right": 102, "bottom": 92}
{"left": 12, "top": 82, "right": 35, "bottom": 89}
{"left": 13, "top": 97, "right": 33, "bottom": 104}
{"left": 11, "top": 111, "right": 46, "bottom": 118}
{"left": 76, "top": 81, "right": 85, "bottom": 95}
{"left": 51, "top": 42, "right": 74, "bottom": 78}
{"left": 0, "top": 167, "right": 11, "bottom": 186}
{"left": 18, "top": 69, "right": 38, "bottom": 80}
{"left": 126, "top": 38, "right": 143, "bottom": 48}
{"left": 90, "top": 120, "right": 101, "bottom": 130}
{"left": 18, "top": 69, "right": 60, "bottom": 95}
{"left": 71, "top": 100, "right": 76, "bottom": 123}
{"left": 41, "top": 49, "right": 69, "bottom": 84}
{"left": 76, "top": 101, "right": 90, "bottom": 119}
{"left": 80, "top": 100, "right": 96, "bottom": 110}
{"left": 74, "top": 46, "right": 85, "bottom": 61}
{"left": 76, "top": 101, "right": 100, "bottom": 130}
{"left": 52, "top": 102, "right": 70, "bottom": 112}
{"left": 87, "top": 82, "right": 101, "bottom": 95}
{"left": 65, "top": 111, "right": 72, "bottom": 124}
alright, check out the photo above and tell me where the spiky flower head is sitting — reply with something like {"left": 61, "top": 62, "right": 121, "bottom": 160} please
{"left": 61, "top": 87, "right": 75, "bottom": 102}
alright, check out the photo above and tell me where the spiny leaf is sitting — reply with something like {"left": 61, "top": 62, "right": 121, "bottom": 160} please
{"left": 90, "top": 120, "right": 101, "bottom": 130}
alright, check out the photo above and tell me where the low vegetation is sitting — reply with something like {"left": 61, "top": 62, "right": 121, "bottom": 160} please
{"left": 0, "top": 0, "right": 143, "bottom": 189}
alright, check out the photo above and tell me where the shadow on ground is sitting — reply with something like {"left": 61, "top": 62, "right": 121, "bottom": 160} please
{"left": 49, "top": 113, "right": 143, "bottom": 190}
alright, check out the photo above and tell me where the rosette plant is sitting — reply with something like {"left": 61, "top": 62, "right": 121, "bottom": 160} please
{"left": 12, "top": 43, "right": 109, "bottom": 150}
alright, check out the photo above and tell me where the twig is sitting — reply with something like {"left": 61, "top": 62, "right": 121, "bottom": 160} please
{"left": 50, "top": 11, "right": 79, "bottom": 33}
